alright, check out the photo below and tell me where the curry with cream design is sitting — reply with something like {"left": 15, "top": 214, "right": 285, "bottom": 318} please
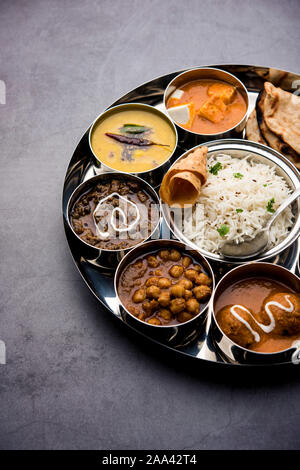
{"left": 70, "top": 177, "right": 159, "bottom": 250}
{"left": 215, "top": 277, "right": 300, "bottom": 353}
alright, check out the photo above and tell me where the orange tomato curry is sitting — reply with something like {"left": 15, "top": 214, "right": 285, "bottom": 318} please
{"left": 167, "top": 79, "right": 247, "bottom": 134}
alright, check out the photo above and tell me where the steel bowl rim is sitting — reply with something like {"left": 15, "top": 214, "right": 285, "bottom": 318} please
{"left": 114, "top": 238, "right": 215, "bottom": 329}
{"left": 161, "top": 138, "right": 300, "bottom": 264}
{"left": 210, "top": 261, "right": 300, "bottom": 356}
{"left": 66, "top": 171, "right": 162, "bottom": 253}
{"left": 88, "top": 102, "right": 178, "bottom": 175}
{"left": 163, "top": 66, "right": 249, "bottom": 137}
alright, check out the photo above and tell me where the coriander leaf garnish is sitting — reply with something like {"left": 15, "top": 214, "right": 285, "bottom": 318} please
{"left": 209, "top": 162, "right": 222, "bottom": 175}
{"left": 217, "top": 224, "right": 230, "bottom": 237}
{"left": 266, "top": 198, "right": 275, "bottom": 213}
{"left": 233, "top": 172, "right": 244, "bottom": 179}
{"left": 236, "top": 208, "right": 243, "bottom": 213}
{"left": 120, "top": 124, "right": 150, "bottom": 134}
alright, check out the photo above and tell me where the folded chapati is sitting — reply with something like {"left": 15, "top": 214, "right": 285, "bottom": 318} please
{"left": 245, "top": 109, "right": 267, "bottom": 145}
{"left": 263, "top": 82, "right": 300, "bottom": 155}
{"left": 255, "top": 86, "right": 300, "bottom": 168}
{"left": 159, "top": 146, "right": 208, "bottom": 206}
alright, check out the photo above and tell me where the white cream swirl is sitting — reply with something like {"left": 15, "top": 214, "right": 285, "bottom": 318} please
{"left": 93, "top": 192, "right": 140, "bottom": 239}
{"left": 230, "top": 305, "right": 261, "bottom": 342}
{"left": 229, "top": 295, "right": 294, "bottom": 343}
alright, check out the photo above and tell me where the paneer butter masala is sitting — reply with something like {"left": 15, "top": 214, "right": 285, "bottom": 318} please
{"left": 167, "top": 79, "right": 247, "bottom": 134}
{"left": 118, "top": 248, "right": 212, "bottom": 326}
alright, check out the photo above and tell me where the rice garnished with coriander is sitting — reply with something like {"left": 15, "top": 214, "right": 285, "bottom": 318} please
{"left": 182, "top": 153, "right": 293, "bottom": 253}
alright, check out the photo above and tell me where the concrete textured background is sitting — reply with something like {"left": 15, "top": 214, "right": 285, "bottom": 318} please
{"left": 1, "top": 0, "right": 300, "bottom": 450}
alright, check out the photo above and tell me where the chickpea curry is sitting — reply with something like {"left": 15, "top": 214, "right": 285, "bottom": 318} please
{"left": 118, "top": 248, "right": 212, "bottom": 326}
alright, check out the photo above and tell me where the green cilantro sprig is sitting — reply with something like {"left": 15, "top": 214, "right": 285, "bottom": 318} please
{"left": 233, "top": 172, "right": 243, "bottom": 179}
{"left": 266, "top": 198, "right": 275, "bottom": 213}
{"left": 209, "top": 162, "right": 222, "bottom": 175}
{"left": 217, "top": 224, "right": 230, "bottom": 237}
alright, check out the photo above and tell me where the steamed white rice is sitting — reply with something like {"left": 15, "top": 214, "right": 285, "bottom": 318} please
{"left": 182, "top": 153, "right": 294, "bottom": 253}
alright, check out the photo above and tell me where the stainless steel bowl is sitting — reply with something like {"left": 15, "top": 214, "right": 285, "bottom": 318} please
{"left": 163, "top": 67, "right": 249, "bottom": 146}
{"left": 210, "top": 262, "right": 300, "bottom": 365}
{"left": 67, "top": 172, "right": 161, "bottom": 268}
{"left": 162, "top": 139, "right": 300, "bottom": 264}
{"left": 88, "top": 102, "right": 178, "bottom": 187}
{"left": 114, "top": 239, "right": 215, "bottom": 347}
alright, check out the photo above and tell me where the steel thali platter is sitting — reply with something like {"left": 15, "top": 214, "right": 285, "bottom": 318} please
{"left": 62, "top": 64, "right": 300, "bottom": 366}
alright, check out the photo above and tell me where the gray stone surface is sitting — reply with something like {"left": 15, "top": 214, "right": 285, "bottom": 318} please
{"left": 1, "top": 0, "right": 300, "bottom": 450}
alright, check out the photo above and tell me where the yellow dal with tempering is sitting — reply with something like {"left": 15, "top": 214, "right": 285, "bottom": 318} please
{"left": 90, "top": 109, "right": 176, "bottom": 173}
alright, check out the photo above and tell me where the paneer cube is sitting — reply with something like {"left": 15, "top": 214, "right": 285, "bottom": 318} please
{"left": 207, "top": 83, "right": 236, "bottom": 104}
{"left": 198, "top": 96, "right": 227, "bottom": 123}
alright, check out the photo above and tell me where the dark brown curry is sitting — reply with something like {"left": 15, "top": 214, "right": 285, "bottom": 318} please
{"left": 70, "top": 178, "right": 159, "bottom": 250}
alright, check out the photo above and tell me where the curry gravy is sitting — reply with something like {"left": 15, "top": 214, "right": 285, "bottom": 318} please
{"left": 91, "top": 109, "right": 176, "bottom": 173}
{"left": 118, "top": 249, "right": 212, "bottom": 326}
{"left": 167, "top": 79, "right": 247, "bottom": 134}
{"left": 215, "top": 277, "right": 300, "bottom": 353}
{"left": 70, "top": 178, "right": 159, "bottom": 250}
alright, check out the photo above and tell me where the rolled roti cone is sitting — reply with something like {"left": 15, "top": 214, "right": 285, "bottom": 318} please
{"left": 159, "top": 146, "right": 207, "bottom": 207}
